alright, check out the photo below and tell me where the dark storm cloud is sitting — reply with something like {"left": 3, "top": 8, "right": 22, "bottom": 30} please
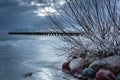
{"left": 0, "top": 0, "right": 30, "bottom": 29}
{"left": 21, "top": 0, "right": 47, "bottom": 4}
{"left": 0, "top": 0, "right": 54, "bottom": 30}
{"left": 0, "top": 0, "right": 68, "bottom": 33}
{"left": 0, "top": 0, "right": 18, "bottom": 8}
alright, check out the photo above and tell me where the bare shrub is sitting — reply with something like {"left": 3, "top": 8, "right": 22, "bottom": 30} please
{"left": 42, "top": 0, "right": 120, "bottom": 58}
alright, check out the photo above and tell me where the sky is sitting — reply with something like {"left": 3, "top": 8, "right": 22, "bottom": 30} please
{"left": 0, "top": 0, "right": 86, "bottom": 33}
{"left": 0, "top": 0, "right": 65, "bottom": 31}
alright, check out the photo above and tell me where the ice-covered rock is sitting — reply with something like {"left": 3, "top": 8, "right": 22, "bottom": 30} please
{"left": 96, "top": 69, "right": 116, "bottom": 80}
{"left": 62, "top": 61, "right": 71, "bottom": 73}
{"left": 104, "top": 55, "right": 120, "bottom": 68}
{"left": 85, "top": 52, "right": 99, "bottom": 66}
{"left": 82, "top": 67, "right": 96, "bottom": 78}
{"left": 62, "top": 58, "right": 73, "bottom": 73}
{"left": 89, "top": 55, "right": 120, "bottom": 73}
{"left": 89, "top": 59, "right": 107, "bottom": 71}
{"left": 69, "top": 58, "right": 85, "bottom": 75}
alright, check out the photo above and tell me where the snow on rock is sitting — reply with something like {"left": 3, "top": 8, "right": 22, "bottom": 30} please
{"left": 69, "top": 58, "right": 85, "bottom": 75}
{"left": 85, "top": 52, "right": 99, "bottom": 64}
{"left": 89, "top": 55, "right": 120, "bottom": 73}
{"left": 104, "top": 55, "right": 120, "bottom": 68}
{"left": 96, "top": 69, "right": 116, "bottom": 80}
{"left": 89, "top": 59, "right": 107, "bottom": 71}
{"left": 62, "top": 56, "right": 75, "bottom": 72}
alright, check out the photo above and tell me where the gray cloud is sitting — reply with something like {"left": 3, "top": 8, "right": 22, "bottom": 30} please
{"left": 0, "top": 0, "right": 54, "bottom": 30}
{"left": 0, "top": 0, "right": 68, "bottom": 33}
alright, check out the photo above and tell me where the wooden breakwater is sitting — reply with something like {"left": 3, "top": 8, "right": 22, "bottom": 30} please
{"left": 8, "top": 31, "right": 84, "bottom": 36}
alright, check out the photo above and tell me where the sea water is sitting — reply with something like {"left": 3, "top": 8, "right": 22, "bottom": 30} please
{"left": 0, "top": 34, "right": 77, "bottom": 80}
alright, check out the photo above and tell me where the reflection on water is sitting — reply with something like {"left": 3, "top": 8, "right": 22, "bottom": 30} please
{"left": 36, "top": 68, "right": 53, "bottom": 80}
{"left": 33, "top": 67, "right": 77, "bottom": 80}
{"left": 0, "top": 35, "right": 76, "bottom": 80}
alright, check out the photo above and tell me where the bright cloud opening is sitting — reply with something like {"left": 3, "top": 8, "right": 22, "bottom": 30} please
{"left": 57, "top": 0, "right": 66, "bottom": 6}
{"left": 34, "top": 7, "right": 59, "bottom": 17}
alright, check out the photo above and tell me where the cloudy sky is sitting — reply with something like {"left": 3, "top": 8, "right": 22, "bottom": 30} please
{"left": 0, "top": 0, "right": 65, "bottom": 31}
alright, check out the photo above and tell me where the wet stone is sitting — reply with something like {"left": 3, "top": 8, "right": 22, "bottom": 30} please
{"left": 89, "top": 55, "right": 120, "bottom": 73}
{"left": 62, "top": 61, "right": 71, "bottom": 73}
{"left": 117, "top": 73, "right": 120, "bottom": 80}
{"left": 95, "top": 69, "right": 116, "bottom": 80}
{"left": 82, "top": 68, "right": 96, "bottom": 79}
{"left": 69, "top": 58, "right": 85, "bottom": 75}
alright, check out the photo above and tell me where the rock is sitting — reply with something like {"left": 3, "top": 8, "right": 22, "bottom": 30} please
{"left": 69, "top": 58, "right": 85, "bottom": 75}
{"left": 62, "top": 56, "right": 74, "bottom": 73}
{"left": 89, "top": 59, "right": 108, "bottom": 71}
{"left": 82, "top": 68, "right": 96, "bottom": 78}
{"left": 23, "top": 72, "right": 32, "bottom": 78}
{"left": 85, "top": 53, "right": 99, "bottom": 68}
{"left": 117, "top": 73, "right": 120, "bottom": 80}
{"left": 89, "top": 55, "right": 120, "bottom": 73}
{"left": 96, "top": 69, "right": 116, "bottom": 80}
{"left": 85, "top": 52, "right": 99, "bottom": 64}
{"left": 104, "top": 55, "right": 120, "bottom": 68}
{"left": 62, "top": 61, "right": 71, "bottom": 73}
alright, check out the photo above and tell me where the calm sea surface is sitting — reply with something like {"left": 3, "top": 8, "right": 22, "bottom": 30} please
{"left": 0, "top": 34, "right": 77, "bottom": 80}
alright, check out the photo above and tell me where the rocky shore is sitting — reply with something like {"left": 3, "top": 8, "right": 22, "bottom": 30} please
{"left": 62, "top": 53, "right": 120, "bottom": 80}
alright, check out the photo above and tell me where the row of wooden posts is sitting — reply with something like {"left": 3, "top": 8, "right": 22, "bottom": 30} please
{"left": 8, "top": 32, "right": 83, "bottom": 36}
